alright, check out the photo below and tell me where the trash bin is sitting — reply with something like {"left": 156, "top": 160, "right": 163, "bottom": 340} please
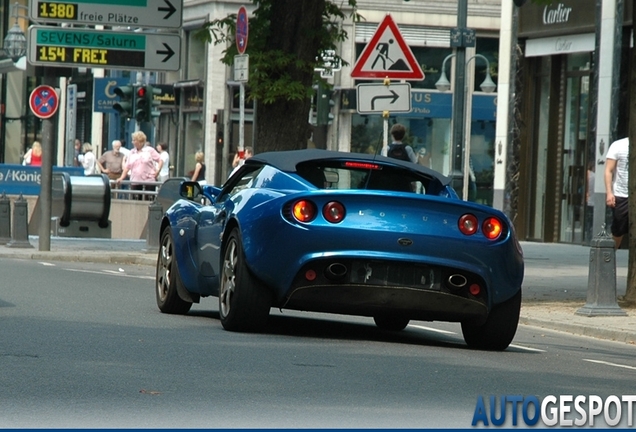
{"left": 53, "top": 173, "right": 112, "bottom": 238}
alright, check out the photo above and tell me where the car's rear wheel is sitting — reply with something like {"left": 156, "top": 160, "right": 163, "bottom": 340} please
{"left": 219, "top": 228, "right": 272, "bottom": 332}
{"left": 461, "top": 290, "right": 521, "bottom": 351}
{"left": 373, "top": 315, "right": 410, "bottom": 331}
{"left": 156, "top": 226, "right": 192, "bottom": 314}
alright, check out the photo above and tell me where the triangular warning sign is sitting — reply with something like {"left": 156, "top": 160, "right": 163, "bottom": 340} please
{"left": 351, "top": 14, "right": 424, "bottom": 81}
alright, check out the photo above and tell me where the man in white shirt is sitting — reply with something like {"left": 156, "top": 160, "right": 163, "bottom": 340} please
{"left": 604, "top": 137, "right": 629, "bottom": 248}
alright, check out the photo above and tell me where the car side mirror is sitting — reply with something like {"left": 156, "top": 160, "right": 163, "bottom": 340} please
{"left": 180, "top": 181, "right": 203, "bottom": 200}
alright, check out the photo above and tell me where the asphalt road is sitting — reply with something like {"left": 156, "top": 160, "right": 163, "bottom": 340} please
{"left": 2, "top": 257, "right": 636, "bottom": 428}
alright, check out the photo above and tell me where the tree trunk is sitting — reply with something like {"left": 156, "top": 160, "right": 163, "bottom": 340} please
{"left": 626, "top": 4, "right": 636, "bottom": 303}
{"left": 255, "top": 0, "right": 326, "bottom": 153}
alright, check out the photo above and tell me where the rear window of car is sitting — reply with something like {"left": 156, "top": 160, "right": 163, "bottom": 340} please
{"left": 296, "top": 161, "right": 441, "bottom": 195}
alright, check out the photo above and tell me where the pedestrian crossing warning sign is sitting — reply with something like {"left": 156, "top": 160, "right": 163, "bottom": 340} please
{"left": 351, "top": 14, "right": 424, "bottom": 81}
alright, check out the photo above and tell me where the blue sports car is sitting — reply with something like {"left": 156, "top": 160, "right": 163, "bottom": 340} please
{"left": 155, "top": 149, "right": 524, "bottom": 350}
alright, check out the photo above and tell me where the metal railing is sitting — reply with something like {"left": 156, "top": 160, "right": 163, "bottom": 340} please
{"left": 108, "top": 180, "right": 162, "bottom": 200}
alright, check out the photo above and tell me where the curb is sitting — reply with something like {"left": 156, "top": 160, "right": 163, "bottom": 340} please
{"left": 519, "top": 315, "right": 636, "bottom": 345}
{"left": 0, "top": 250, "right": 157, "bottom": 266}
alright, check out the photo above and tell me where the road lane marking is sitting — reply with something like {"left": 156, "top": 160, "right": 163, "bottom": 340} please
{"left": 508, "top": 344, "right": 546, "bottom": 352}
{"left": 408, "top": 324, "right": 457, "bottom": 335}
{"left": 63, "top": 268, "right": 154, "bottom": 280}
{"left": 583, "top": 359, "right": 636, "bottom": 370}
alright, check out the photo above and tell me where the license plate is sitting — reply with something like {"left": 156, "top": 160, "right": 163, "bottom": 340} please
{"left": 350, "top": 261, "right": 441, "bottom": 291}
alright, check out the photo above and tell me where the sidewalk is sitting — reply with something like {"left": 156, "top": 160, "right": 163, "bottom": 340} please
{"left": 1, "top": 237, "right": 634, "bottom": 344}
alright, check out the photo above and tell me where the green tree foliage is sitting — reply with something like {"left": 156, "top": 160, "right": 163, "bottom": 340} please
{"left": 198, "top": 0, "right": 361, "bottom": 153}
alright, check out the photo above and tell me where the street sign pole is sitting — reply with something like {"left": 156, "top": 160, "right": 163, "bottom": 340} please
{"left": 235, "top": 7, "right": 249, "bottom": 156}
{"left": 38, "top": 78, "right": 58, "bottom": 251}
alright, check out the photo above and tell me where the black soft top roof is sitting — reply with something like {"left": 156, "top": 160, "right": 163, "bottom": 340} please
{"left": 246, "top": 149, "right": 451, "bottom": 186}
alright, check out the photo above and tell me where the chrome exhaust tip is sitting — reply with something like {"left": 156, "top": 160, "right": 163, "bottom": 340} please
{"left": 447, "top": 274, "right": 468, "bottom": 289}
{"left": 325, "top": 263, "right": 348, "bottom": 280}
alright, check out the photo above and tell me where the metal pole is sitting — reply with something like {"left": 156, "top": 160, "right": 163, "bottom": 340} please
{"left": 451, "top": 0, "right": 468, "bottom": 197}
{"left": 239, "top": 82, "right": 245, "bottom": 154}
{"left": 38, "top": 74, "right": 56, "bottom": 251}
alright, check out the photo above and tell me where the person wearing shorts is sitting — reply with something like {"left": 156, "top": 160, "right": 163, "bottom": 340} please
{"left": 604, "top": 137, "right": 629, "bottom": 248}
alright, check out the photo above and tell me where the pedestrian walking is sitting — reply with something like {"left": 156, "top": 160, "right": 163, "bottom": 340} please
{"left": 386, "top": 124, "right": 417, "bottom": 163}
{"left": 116, "top": 131, "right": 162, "bottom": 200}
{"left": 97, "top": 140, "right": 126, "bottom": 181}
{"left": 156, "top": 142, "right": 170, "bottom": 183}
{"left": 23, "top": 141, "right": 42, "bottom": 166}
{"left": 81, "top": 142, "right": 97, "bottom": 175}
{"left": 604, "top": 137, "right": 629, "bottom": 249}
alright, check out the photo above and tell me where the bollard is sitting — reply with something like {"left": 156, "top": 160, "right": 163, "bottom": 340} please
{"left": 0, "top": 193, "right": 11, "bottom": 244}
{"left": 576, "top": 225, "right": 626, "bottom": 316}
{"left": 146, "top": 199, "right": 163, "bottom": 250}
{"left": 7, "top": 194, "right": 33, "bottom": 249}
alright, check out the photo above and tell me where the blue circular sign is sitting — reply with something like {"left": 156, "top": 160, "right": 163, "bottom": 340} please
{"left": 30, "top": 85, "right": 59, "bottom": 119}
{"left": 236, "top": 6, "right": 248, "bottom": 54}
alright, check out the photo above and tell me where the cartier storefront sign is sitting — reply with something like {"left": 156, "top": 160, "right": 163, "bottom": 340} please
{"left": 518, "top": 0, "right": 632, "bottom": 38}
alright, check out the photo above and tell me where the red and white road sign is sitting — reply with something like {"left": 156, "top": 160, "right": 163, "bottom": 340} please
{"left": 351, "top": 14, "right": 424, "bottom": 81}
{"left": 29, "top": 85, "right": 59, "bottom": 119}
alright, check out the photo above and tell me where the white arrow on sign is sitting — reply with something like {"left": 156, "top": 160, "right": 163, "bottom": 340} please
{"left": 356, "top": 83, "right": 412, "bottom": 114}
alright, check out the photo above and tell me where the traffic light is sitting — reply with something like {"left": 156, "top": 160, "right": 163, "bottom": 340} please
{"left": 134, "top": 85, "right": 148, "bottom": 122}
{"left": 134, "top": 85, "right": 162, "bottom": 123}
{"left": 113, "top": 85, "right": 135, "bottom": 118}
{"left": 316, "top": 84, "right": 335, "bottom": 126}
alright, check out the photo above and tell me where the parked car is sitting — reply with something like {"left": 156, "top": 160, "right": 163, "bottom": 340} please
{"left": 155, "top": 149, "right": 524, "bottom": 350}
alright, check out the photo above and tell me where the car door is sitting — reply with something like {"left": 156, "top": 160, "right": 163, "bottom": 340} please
{"left": 194, "top": 165, "right": 263, "bottom": 284}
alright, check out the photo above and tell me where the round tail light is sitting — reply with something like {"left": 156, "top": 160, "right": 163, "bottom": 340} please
{"left": 323, "top": 201, "right": 346, "bottom": 223}
{"left": 292, "top": 200, "right": 317, "bottom": 223}
{"left": 458, "top": 214, "right": 478, "bottom": 236}
{"left": 482, "top": 217, "right": 503, "bottom": 240}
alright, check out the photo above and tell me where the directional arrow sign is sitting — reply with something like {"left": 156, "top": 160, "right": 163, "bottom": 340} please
{"left": 28, "top": 26, "right": 181, "bottom": 72}
{"left": 356, "top": 83, "right": 412, "bottom": 114}
{"left": 29, "top": 0, "right": 183, "bottom": 29}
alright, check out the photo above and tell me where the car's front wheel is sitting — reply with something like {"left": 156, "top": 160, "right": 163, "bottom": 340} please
{"left": 373, "top": 315, "right": 410, "bottom": 331}
{"left": 219, "top": 228, "right": 272, "bottom": 332}
{"left": 156, "top": 226, "right": 193, "bottom": 314}
{"left": 461, "top": 290, "right": 521, "bottom": 351}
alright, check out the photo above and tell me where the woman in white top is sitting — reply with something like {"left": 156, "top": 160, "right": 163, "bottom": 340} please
{"left": 156, "top": 142, "right": 170, "bottom": 182}
{"left": 81, "top": 142, "right": 97, "bottom": 176}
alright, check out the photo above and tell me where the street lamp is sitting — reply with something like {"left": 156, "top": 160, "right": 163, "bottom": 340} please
{"left": 436, "top": 53, "right": 496, "bottom": 94}
{"left": 2, "top": 2, "right": 28, "bottom": 62}
{"left": 436, "top": 53, "right": 496, "bottom": 200}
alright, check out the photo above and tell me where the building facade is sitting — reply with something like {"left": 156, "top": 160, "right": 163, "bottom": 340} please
{"left": 511, "top": 0, "right": 631, "bottom": 244}
{"left": 2, "top": 0, "right": 504, "bottom": 221}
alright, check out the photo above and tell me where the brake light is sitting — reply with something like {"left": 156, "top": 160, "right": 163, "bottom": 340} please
{"left": 482, "top": 217, "right": 503, "bottom": 240}
{"left": 344, "top": 161, "right": 381, "bottom": 170}
{"left": 458, "top": 214, "right": 478, "bottom": 236}
{"left": 292, "top": 200, "right": 317, "bottom": 223}
{"left": 323, "top": 201, "right": 346, "bottom": 223}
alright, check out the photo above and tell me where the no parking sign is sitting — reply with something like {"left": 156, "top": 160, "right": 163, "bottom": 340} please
{"left": 29, "top": 85, "right": 59, "bottom": 119}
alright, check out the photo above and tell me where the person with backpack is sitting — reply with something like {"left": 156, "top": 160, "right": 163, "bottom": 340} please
{"left": 387, "top": 123, "right": 418, "bottom": 163}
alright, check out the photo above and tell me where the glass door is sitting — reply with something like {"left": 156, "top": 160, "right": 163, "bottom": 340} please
{"left": 559, "top": 54, "right": 590, "bottom": 243}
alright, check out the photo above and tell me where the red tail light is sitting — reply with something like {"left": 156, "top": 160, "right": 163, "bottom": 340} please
{"left": 458, "top": 214, "right": 478, "bottom": 236}
{"left": 344, "top": 161, "right": 381, "bottom": 170}
{"left": 469, "top": 283, "right": 481, "bottom": 296}
{"left": 323, "top": 201, "right": 346, "bottom": 223}
{"left": 482, "top": 217, "right": 503, "bottom": 240}
{"left": 292, "top": 200, "right": 317, "bottom": 222}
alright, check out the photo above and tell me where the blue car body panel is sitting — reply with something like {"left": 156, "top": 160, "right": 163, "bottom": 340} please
{"left": 162, "top": 149, "right": 524, "bottom": 322}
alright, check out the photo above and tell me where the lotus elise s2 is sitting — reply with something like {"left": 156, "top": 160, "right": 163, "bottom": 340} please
{"left": 155, "top": 149, "right": 524, "bottom": 350}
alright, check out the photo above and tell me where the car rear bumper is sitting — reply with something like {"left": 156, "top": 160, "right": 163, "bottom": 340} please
{"left": 280, "top": 258, "right": 494, "bottom": 323}
{"left": 283, "top": 284, "right": 488, "bottom": 323}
